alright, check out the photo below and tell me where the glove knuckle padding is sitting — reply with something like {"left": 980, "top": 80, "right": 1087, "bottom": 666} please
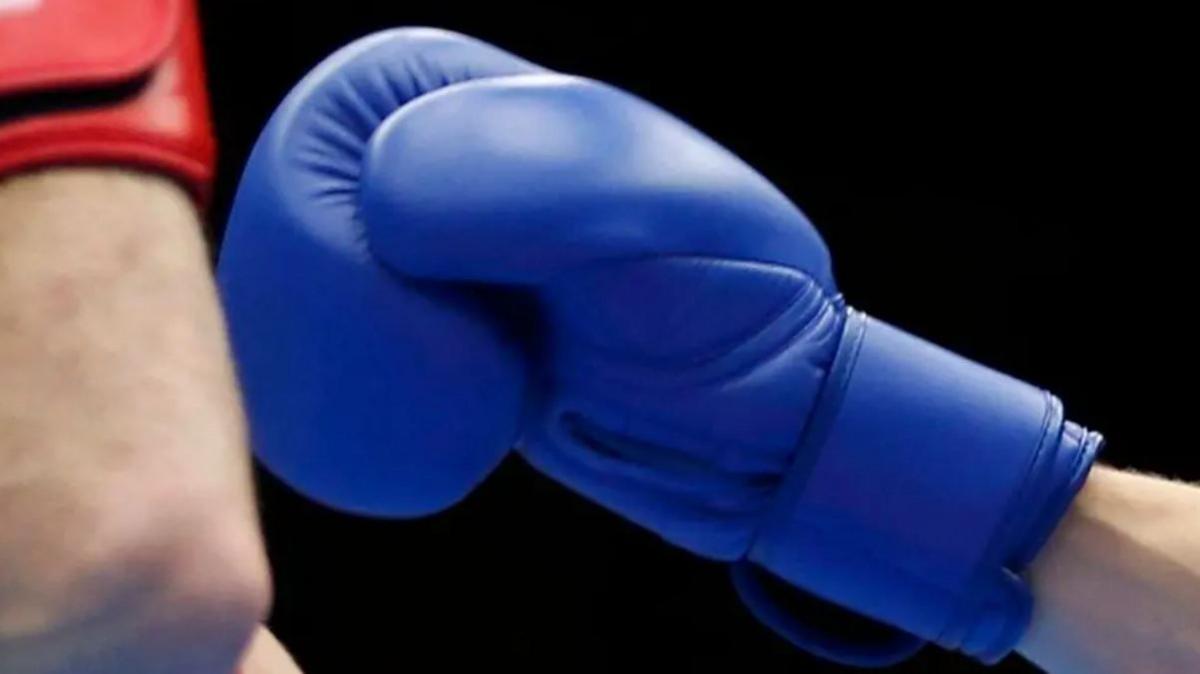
{"left": 362, "top": 76, "right": 835, "bottom": 285}
{"left": 223, "top": 31, "right": 1102, "bottom": 668}
{"left": 218, "top": 28, "right": 544, "bottom": 516}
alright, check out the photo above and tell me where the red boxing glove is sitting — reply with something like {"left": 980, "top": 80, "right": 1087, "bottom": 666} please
{"left": 0, "top": 0, "right": 215, "bottom": 204}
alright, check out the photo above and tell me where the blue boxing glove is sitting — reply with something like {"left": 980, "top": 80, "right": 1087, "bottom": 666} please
{"left": 218, "top": 29, "right": 1102, "bottom": 667}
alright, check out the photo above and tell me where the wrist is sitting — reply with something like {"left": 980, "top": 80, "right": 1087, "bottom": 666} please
{"left": 0, "top": 163, "right": 266, "bottom": 672}
{"left": 0, "top": 497, "right": 270, "bottom": 674}
{"left": 1019, "top": 467, "right": 1200, "bottom": 673}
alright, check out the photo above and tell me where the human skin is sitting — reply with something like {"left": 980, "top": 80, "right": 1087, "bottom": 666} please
{"left": 1020, "top": 466, "right": 1200, "bottom": 674}
{"left": 0, "top": 168, "right": 271, "bottom": 673}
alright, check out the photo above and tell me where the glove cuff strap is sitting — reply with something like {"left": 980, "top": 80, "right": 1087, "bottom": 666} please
{"left": 739, "top": 310, "right": 1101, "bottom": 665}
{"left": 0, "top": 0, "right": 215, "bottom": 205}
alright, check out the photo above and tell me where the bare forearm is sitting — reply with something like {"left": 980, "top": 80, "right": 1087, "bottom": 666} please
{"left": 0, "top": 169, "right": 269, "bottom": 672}
{"left": 1019, "top": 466, "right": 1200, "bottom": 674}
{"left": 241, "top": 627, "right": 305, "bottom": 674}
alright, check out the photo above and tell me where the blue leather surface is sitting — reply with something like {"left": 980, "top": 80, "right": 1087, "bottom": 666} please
{"left": 218, "top": 28, "right": 1102, "bottom": 666}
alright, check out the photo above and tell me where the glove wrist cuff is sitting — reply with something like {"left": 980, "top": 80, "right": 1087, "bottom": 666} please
{"left": 0, "top": 0, "right": 215, "bottom": 205}
{"left": 738, "top": 310, "right": 1101, "bottom": 665}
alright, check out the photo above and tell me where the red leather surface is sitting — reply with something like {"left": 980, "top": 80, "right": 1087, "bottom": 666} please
{"left": 0, "top": 0, "right": 179, "bottom": 94}
{"left": 0, "top": 0, "right": 215, "bottom": 204}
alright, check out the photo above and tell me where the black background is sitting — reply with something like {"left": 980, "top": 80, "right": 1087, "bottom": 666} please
{"left": 199, "top": 5, "right": 1187, "bottom": 672}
